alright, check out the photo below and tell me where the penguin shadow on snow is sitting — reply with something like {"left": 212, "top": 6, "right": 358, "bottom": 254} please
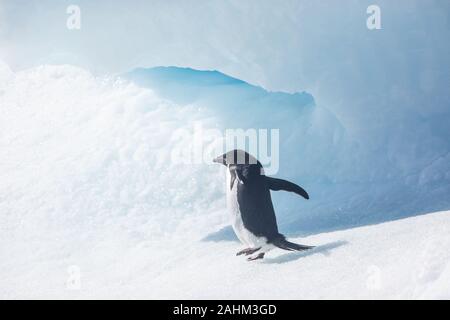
{"left": 201, "top": 227, "right": 348, "bottom": 264}
{"left": 263, "top": 240, "right": 348, "bottom": 264}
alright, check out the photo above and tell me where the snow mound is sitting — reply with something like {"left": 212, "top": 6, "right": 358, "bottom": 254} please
{"left": 0, "top": 64, "right": 228, "bottom": 298}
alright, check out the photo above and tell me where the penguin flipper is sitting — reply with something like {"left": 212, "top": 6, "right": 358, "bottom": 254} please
{"left": 265, "top": 177, "right": 309, "bottom": 199}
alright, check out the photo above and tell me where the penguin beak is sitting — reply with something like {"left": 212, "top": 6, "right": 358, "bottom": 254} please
{"left": 213, "top": 155, "right": 225, "bottom": 165}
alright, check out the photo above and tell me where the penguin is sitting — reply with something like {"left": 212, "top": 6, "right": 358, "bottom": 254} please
{"left": 213, "top": 149, "right": 314, "bottom": 260}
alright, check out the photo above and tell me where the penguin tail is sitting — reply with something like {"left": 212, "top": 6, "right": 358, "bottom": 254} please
{"left": 272, "top": 235, "right": 314, "bottom": 252}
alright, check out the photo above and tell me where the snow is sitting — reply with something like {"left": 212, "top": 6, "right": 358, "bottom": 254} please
{"left": 148, "top": 210, "right": 450, "bottom": 300}
{"left": 0, "top": 64, "right": 449, "bottom": 299}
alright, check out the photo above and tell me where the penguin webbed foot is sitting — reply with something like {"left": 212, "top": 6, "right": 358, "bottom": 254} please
{"left": 247, "top": 252, "right": 265, "bottom": 261}
{"left": 236, "top": 247, "right": 261, "bottom": 256}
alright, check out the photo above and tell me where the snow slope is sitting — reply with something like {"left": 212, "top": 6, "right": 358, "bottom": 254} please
{"left": 133, "top": 210, "right": 450, "bottom": 300}
{"left": 0, "top": 63, "right": 449, "bottom": 299}
{"left": 2, "top": 197, "right": 450, "bottom": 299}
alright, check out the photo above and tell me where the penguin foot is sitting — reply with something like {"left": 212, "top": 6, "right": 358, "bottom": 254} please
{"left": 236, "top": 247, "right": 261, "bottom": 256}
{"left": 247, "top": 253, "right": 265, "bottom": 261}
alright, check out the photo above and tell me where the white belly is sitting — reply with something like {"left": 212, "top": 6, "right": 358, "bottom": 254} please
{"left": 226, "top": 171, "right": 268, "bottom": 248}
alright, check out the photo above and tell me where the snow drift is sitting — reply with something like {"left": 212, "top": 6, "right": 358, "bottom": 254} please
{"left": 0, "top": 62, "right": 228, "bottom": 298}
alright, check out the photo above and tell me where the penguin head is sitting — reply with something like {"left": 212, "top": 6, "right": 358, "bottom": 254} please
{"left": 214, "top": 150, "right": 264, "bottom": 183}
{"left": 213, "top": 149, "right": 259, "bottom": 167}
